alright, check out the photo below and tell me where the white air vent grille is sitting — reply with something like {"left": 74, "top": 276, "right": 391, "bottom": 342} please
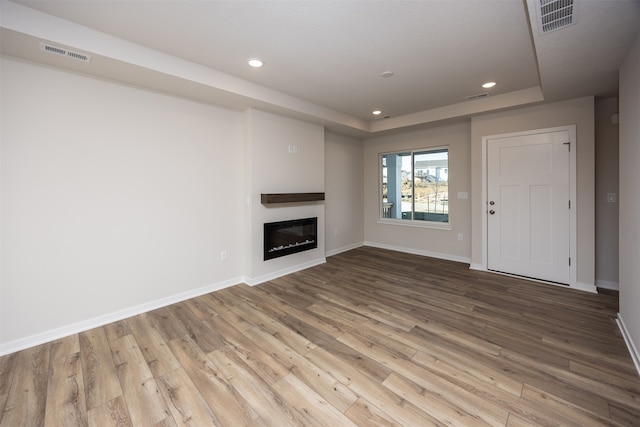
{"left": 465, "top": 93, "right": 490, "bottom": 101}
{"left": 538, "top": 0, "right": 576, "bottom": 34}
{"left": 39, "top": 43, "right": 92, "bottom": 63}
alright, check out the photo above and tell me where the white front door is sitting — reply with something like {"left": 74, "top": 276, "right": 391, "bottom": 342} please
{"left": 486, "top": 128, "right": 571, "bottom": 284}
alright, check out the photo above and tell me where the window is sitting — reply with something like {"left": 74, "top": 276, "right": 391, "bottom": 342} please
{"left": 380, "top": 147, "right": 449, "bottom": 224}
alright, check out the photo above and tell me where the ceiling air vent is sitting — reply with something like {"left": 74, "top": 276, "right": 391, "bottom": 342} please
{"left": 39, "top": 43, "right": 92, "bottom": 63}
{"left": 537, "top": 0, "right": 576, "bottom": 34}
{"left": 465, "top": 93, "right": 490, "bottom": 101}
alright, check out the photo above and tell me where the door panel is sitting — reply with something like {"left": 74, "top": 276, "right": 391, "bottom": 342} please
{"left": 499, "top": 185, "right": 520, "bottom": 259}
{"left": 530, "top": 185, "right": 553, "bottom": 264}
{"left": 487, "top": 130, "right": 570, "bottom": 284}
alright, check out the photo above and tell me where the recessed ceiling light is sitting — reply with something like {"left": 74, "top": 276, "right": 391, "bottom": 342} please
{"left": 372, "top": 110, "right": 383, "bottom": 115}
{"left": 482, "top": 81, "right": 497, "bottom": 88}
{"left": 247, "top": 58, "right": 264, "bottom": 68}
{"left": 381, "top": 71, "right": 394, "bottom": 78}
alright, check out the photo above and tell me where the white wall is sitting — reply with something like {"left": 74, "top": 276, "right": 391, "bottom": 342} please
{"left": 0, "top": 55, "right": 627, "bottom": 357}
{"left": 1, "top": 56, "right": 245, "bottom": 352}
{"left": 325, "top": 131, "right": 364, "bottom": 256}
{"left": 363, "top": 122, "right": 472, "bottom": 262}
{"left": 244, "top": 109, "right": 326, "bottom": 283}
{"left": 595, "top": 97, "right": 620, "bottom": 290}
{"left": 619, "top": 30, "right": 640, "bottom": 372}
{"left": 470, "top": 97, "right": 595, "bottom": 290}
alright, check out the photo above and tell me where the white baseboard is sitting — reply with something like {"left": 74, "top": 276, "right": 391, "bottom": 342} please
{"left": 596, "top": 279, "right": 619, "bottom": 291}
{"left": 0, "top": 277, "right": 243, "bottom": 357}
{"left": 617, "top": 313, "right": 640, "bottom": 377}
{"left": 576, "top": 281, "right": 598, "bottom": 294}
{"left": 244, "top": 258, "right": 327, "bottom": 287}
{"left": 469, "top": 263, "right": 486, "bottom": 271}
{"left": 325, "top": 242, "right": 364, "bottom": 258}
{"left": 363, "top": 241, "right": 472, "bottom": 264}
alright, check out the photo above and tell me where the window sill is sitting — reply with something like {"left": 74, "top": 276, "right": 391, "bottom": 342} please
{"left": 377, "top": 218, "right": 453, "bottom": 230}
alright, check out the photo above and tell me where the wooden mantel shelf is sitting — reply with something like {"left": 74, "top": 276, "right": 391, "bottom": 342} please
{"left": 261, "top": 192, "right": 325, "bottom": 204}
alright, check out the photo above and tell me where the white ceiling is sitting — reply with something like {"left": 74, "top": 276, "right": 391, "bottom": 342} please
{"left": 1, "top": 0, "right": 639, "bottom": 136}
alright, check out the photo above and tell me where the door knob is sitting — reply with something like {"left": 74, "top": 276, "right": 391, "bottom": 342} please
{"left": 489, "top": 210, "right": 495, "bottom": 215}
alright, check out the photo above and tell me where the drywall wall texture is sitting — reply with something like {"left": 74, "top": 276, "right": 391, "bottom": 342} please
{"left": 619, "top": 30, "right": 640, "bottom": 368}
{"left": 324, "top": 131, "right": 364, "bottom": 256}
{"left": 594, "top": 97, "right": 620, "bottom": 290}
{"left": 470, "top": 96, "right": 596, "bottom": 290}
{"left": 363, "top": 122, "right": 472, "bottom": 262}
{"left": 243, "top": 109, "right": 326, "bottom": 283}
{"left": 1, "top": 56, "right": 245, "bottom": 351}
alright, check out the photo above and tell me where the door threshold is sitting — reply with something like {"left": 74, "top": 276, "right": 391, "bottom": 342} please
{"left": 487, "top": 269, "right": 569, "bottom": 287}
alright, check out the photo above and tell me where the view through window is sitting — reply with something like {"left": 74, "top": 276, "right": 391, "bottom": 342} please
{"left": 381, "top": 147, "right": 449, "bottom": 223}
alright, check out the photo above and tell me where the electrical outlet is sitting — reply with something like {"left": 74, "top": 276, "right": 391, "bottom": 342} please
{"left": 457, "top": 234, "right": 464, "bottom": 241}
{"left": 220, "top": 251, "right": 228, "bottom": 261}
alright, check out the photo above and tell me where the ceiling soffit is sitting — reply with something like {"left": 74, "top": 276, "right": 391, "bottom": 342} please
{"left": 2, "top": 0, "right": 638, "bottom": 135}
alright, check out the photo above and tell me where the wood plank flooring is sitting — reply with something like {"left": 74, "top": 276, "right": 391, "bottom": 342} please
{"left": 1, "top": 246, "right": 639, "bottom": 426}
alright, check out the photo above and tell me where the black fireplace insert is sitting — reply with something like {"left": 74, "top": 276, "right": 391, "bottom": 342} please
{"left": 264, "top": 217, "right": 317, "bottom": 260}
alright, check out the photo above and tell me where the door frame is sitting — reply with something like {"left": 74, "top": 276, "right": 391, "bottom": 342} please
{"left": 480, "top": 125, "right": 577, "bottom": 288}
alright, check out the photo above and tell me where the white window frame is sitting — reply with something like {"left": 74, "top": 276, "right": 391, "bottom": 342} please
{"left": 378, "top": 146, "right": 452, "bottom": 230}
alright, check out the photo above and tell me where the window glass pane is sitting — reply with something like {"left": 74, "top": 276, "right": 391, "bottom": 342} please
{"left": 381, "top": 152, "right": 412, "bottom": 220}
{"left": 413, "top": 150, "right": 448, "bottom": 222}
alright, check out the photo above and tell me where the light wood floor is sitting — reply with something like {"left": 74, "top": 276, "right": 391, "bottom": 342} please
{"left": 1, "top": 247, "right": 639, "bottom": 426}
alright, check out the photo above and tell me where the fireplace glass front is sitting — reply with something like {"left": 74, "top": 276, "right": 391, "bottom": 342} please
{"left": 264, "top": 217, "right": 318, "bottom": 260}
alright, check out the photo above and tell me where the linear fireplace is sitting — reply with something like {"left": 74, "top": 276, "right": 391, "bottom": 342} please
{"left": 264, "top": 217, "right": 318, "bottom": 260}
